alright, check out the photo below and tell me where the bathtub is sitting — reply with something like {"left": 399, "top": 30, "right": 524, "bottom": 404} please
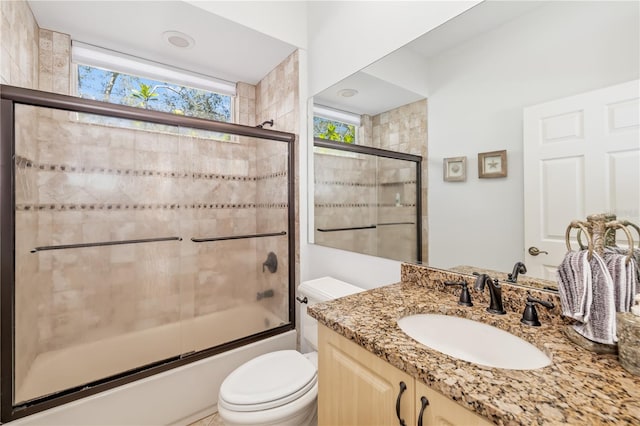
{"left": 11, "top": 303, "right": 296, "bottom": 426}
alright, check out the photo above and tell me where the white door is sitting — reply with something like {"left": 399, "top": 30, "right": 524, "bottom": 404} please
{"left": 524, "top": 80, "right": 640, "bottom": 280}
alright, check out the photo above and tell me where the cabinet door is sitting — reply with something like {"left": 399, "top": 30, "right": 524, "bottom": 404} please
{"left": 415, "top": 380, "right": 492, "bottom": 426}
{"left": 318, "top": 324, "right": 415, "bottom": 426}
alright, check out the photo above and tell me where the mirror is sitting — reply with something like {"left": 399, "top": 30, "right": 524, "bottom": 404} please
{"left": 310, "top": 1, "right": 640, "bottom": 290}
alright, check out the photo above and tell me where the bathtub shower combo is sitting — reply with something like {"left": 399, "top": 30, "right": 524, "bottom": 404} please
{"left": 0, "top": 85, "right": 296, "bottom": 422}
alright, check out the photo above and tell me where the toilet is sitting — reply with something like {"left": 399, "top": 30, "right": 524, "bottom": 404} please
{"left": 217, "top": 277, "right": 364, "bottom": 426}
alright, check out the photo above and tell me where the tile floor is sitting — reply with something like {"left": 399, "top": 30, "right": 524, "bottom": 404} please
{"left": 187, "top": 412, "right": 224, "bottom": 426}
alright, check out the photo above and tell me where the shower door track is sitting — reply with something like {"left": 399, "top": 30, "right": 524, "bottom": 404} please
{"left": 0, "top": 85, "right": 297, "bottom": 423}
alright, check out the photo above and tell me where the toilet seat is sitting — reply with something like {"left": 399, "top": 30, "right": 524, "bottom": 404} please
{"left": 218, "top": 350, "right": 317, "bottom": 412}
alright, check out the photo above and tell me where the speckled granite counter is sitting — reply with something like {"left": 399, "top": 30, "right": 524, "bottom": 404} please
{"left": 308, "top": 264, "right": 640, "bottom": 425}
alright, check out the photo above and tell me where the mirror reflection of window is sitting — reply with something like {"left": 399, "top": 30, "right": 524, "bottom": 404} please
{"left": 313, "top": 105, "right": 360, "bottom": 144}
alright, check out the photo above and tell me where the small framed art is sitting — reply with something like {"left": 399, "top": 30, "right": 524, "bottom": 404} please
{"left": 443, "top": 156, "right": 466, "bottom": 182}
{"left": 478, "top": 150, "right": 507, "bottom": 178}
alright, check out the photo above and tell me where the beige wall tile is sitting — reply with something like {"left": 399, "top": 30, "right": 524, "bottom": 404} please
{"left": 0, "top": 0, "right": 39, "bottom": 89}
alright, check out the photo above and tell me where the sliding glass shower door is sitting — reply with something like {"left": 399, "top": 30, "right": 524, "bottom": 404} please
{"left": 1, "top": 86, "right": 294, "bottom": 419}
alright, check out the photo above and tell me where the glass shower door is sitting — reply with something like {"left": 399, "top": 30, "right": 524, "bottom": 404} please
{"left": 376, "top": 156, "right": 419, "bottom": 262}
{"left": 179, "top": 130, "right": 292, "bottom": 354}
{"left": 13, "top": 105, "right": 185, "bottom": 403}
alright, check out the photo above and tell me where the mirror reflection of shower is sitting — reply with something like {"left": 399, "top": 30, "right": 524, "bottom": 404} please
{"left": 314, "top": 138, "right": 422, "bottom": 263}
{"left": 312, "top": 98, "right": 427, "bottom": 262}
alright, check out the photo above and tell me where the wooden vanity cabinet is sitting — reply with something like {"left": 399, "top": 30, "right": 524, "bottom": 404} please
{"left": 318, "top": 324, "right": 492, "bottom": 426}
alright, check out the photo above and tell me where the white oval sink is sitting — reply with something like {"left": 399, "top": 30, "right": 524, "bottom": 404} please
{"left": 397, "top": 314, "right": 550, "bottom": 370}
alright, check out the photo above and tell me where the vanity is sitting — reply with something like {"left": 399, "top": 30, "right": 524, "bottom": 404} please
{"left": 308, "top": 263, "right": 640, "bottom": 425}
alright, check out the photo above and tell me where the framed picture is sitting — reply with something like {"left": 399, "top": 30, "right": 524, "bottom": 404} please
{"left": 478, "top": 150, "right": 507, "bottom": 178}
{"left": 443, "top": 156, "right": 466, "bottom": 182}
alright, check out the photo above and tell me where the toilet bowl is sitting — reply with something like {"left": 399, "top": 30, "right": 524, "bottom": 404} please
{"left": 217, "top": 277, "right": 363, "bottom": 426}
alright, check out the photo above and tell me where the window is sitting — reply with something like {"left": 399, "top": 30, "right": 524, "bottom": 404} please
{"left": 313, "top": 105, "right": 360, "bottom": 144}
{"left": 72, "top": 42, "right": 234, "bottom": 123}
{"left": 77, "top": 65, "right": 232, "bottom": 122}
{"left": 313, "top": 116, "right": 356, "bottom": 143}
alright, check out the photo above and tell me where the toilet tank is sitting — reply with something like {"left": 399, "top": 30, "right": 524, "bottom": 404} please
{"left": 298, "top": 277, "right": 364, "bottom": 350}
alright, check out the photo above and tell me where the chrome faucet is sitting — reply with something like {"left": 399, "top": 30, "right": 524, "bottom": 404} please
{"left": 473, "top": 273, "right": 506, "bottom": 315}
{"left": 506, "top": 261, "right": 527, "bottom": 283}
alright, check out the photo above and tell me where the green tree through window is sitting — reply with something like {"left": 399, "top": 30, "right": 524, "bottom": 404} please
{"left": 313, "top": 116, "right": 356, "bottom": 143}
{"left": 77, "top": 65, "right": 231, "bottom": 122}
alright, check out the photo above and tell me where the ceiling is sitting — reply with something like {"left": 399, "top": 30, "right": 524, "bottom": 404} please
{"left": 314, "top": 1, "right": 546, "bottom": 116}
{"left": 27, "top": 0, "right": 297, "bottom": 85}
{"left": 314, "top": 71, "right": 425, "bottom": 117}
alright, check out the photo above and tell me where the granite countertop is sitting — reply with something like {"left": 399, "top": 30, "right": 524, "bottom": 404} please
{"left": 308, "top": 270, "right": 640, "bottom": 425}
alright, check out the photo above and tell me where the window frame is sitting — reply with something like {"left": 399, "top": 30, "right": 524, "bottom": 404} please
{"left": 71, "top": 41, "right": 235, "bottom": 124}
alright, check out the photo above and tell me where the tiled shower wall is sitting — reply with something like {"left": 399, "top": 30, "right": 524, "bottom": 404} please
{"left": 37, "top": 28, "right": 71, "bottom": 95}
{"left": 13, "top": 106, "right": 290, "bottom": 350}
{"left": 0, "top": 0, "right": 70, "bottom": 94}
{"left": 255, "top": 51, "right": 299, "bottom": 318}
{"left": 0, "top": 0, "right": 39, "bottom": 88}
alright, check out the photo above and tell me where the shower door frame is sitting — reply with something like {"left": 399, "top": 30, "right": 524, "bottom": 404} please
{"left": 0, "top": 84, "right": 297, "bottom": 422}
{"left": 313, "top": 138, "right": 423, "bottom": 262}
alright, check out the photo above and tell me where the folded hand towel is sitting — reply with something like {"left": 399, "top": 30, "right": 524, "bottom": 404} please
{"left": 573, "top": 252, "right": 617, "bottom": 345}
{"left": 606, "top": 246, "right": 640, "bottom": 301}
{"left": 557, "top": 250, "right": 592, "bottom": 322}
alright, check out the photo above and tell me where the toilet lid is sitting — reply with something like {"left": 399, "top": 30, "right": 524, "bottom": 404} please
{"left": 219, "top": 350, "right": 317, "bottom": 412}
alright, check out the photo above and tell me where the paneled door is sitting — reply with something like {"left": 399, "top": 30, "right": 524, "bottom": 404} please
{"left": 523, "top": 80, "right": 640, "bottom": 279}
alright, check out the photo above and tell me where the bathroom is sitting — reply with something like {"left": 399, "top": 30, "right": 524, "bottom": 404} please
{"left": 1, "top": 0, "right": 639, "bottom": 425}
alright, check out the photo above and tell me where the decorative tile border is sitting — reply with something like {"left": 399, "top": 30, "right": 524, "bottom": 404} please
{"left": 315, "top": 203, "right": 417, "bottom": 208}
{"left": 315, "top": 180, "right": 376, "bottom": 187}
{"left": 14, "top": 155, "right": 287, "bottom": 182}
{"left": 16, "top": 203, "right": 288, "bottom": 212}
{"left": 315, "top": 179, "right": 417, "bottom": 187}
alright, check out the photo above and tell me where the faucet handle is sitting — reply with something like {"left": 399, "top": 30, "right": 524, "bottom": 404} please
{"left": 444, "top": 281, "right": 473, "bottom": 307}
{"left": 521, "top": 295, "right": 555, "bottom": 326}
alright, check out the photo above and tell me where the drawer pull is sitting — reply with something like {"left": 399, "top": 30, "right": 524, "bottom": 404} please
{"left": 395, "top": 381, "right": 407, "bottom": 426}
{"left": 417, "top": 396, "right": 430, "bottom": 426}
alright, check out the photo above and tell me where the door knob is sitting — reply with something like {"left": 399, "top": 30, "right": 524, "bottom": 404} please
{"left": 528, "top": 246, "right": 548, "bottom": 256}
